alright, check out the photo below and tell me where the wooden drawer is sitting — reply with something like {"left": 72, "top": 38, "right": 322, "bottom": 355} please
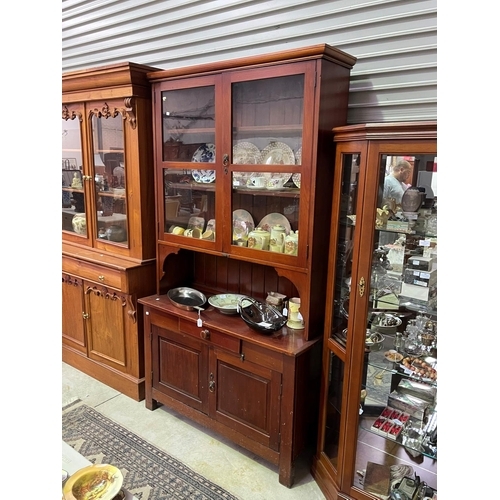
{"left": 242, "top": 341, "right": 283, "bottom": 372}
{"left": 179, "top": 318, "right": 241, "bottom": 353}
{"left": 62, "top": 256, "right": 124, "bottom": 290}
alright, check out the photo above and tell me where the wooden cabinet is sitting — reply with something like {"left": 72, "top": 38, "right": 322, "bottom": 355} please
{"left": 140, "top": 295, "right": 321, "bottom": 488}
{"left": 62, "top": 63, "right": 159, "bottom": 401}
{"left": 312, "top": 122, "right": 438, "bottom": 499}
{"left": 139, "top": 44, "right": 356, "bottom": 487}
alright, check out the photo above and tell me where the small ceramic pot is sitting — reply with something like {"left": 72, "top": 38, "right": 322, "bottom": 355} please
{"left": 247, "top": 227, "right": 270, "bottom": 250}
{"left": 72, "top": 214, "right": 86, "bottom": 235}
{"left": 106, "top": 225, "right": 127, "bottom": 242}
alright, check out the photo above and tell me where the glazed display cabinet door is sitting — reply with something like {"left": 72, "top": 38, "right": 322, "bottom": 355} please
{"left": 62, "top": 274, "right": 86, "bottom": 353}
{"left": 210, "top": 349, "right": 281, "bottom": 451}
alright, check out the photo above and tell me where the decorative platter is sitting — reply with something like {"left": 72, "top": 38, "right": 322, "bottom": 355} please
{"left": 295, "top": 147, "right": 302, "bottom": 165}
{"left": 261, "top": 141, "right": 295, "bottom": 165}
{"left": 208, "top": 294, "right": 248, "bottom": 315}
{"left": 292, "top": 173, "right": 301, "bottom": 188}
{"left": 191, "top": 169, "right": 216, "bottom": 183}
{"left": 233, "top": 141, "right": 262, "bottom": 164}
{"left": 192, "top": 143, "right": 216, "bottom": 163}
{"left": 63, "top": 464, "right": 123, "bottom": 500}
{"left": 232, "top": 209, "right": 254, "bottom": 238}
{"left": 257, "top": 213, "right": 291, "bottom": 234}
{"left": 384, "top": 349, "right": 404, "bottom": 363}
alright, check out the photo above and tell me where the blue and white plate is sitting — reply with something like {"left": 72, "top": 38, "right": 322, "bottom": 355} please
{"left": 192, "top": 143, "right": 216, "bottom": 163}
{"left": 192, "top": 169, "right": 216, "bottom": 183}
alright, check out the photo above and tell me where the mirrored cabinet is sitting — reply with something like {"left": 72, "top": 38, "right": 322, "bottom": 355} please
{"left": 312, "top": 122, "right": 438, "bottom": 500}
{"left": 62, "top": 63, "right": 158, "bottom": 400}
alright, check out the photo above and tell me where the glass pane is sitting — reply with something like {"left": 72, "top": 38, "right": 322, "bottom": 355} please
{"left": 92, "top": 113, "right": 127, "bottom": 244}
{"left": 324, "top": 352, "right": 344, "bottom": 469}
{"left": 163, "top": 169, "right": 216, "bottom": 238}
{"left": 356, "top": 153, "right": 437, "bottom": 496}
{"left": 331, "top": 153, "right": 360, "bottom": 344}
{"left": 232, "top": 75, "right": 303, "bottom": 165}
{"left": 62, "top": 112, "right": 86, "bottom": 235}
{"left": 161, "top": 86, "right": 216, "bottom": 162}
{"left": 231, "top": 171, "right": 299, "bottom": 253}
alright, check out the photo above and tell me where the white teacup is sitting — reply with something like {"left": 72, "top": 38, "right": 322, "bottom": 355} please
{"left": 248, "top": 176, "right": 266, "bottom": 188}
{"left": 267, "top": 178, "right": 284, "bottom": 189}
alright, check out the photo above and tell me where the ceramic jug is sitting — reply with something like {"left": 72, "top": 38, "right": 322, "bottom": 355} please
{"left": 270, "top": 224, "right": 286, "bottom": 253}
{"left": 284, "top": 230, "right": 298, "bottom": 255}
{"left": 247, "top": 227, "right": 270, "bottom": 250}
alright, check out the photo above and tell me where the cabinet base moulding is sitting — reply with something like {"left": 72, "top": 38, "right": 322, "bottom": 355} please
{"left": 63, "top": 345, "right": 145, "bottom": 401}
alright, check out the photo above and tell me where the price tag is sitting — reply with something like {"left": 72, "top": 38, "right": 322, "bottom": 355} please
{"left": 197, "top": 310, "right": 202, "bottom": 327}
{"left": 419, "top": 239, "right": 431, "bottom": 247}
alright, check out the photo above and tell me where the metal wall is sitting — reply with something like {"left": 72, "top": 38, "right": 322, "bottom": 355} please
{"left": 62, "top": 0, "right": 437, "bottom": 124}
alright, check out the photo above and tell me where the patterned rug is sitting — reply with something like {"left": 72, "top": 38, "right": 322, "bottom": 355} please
{"left": 62, "top": 402, "right": 240, "bottom": 500}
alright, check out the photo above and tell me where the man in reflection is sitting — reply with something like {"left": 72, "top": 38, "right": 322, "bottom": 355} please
{"left": 383, "top": 159, "right": 412, "bottom": 205}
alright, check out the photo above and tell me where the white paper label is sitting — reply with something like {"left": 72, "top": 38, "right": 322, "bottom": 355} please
{"left": 419, "top": 239, "right": 431, "bottom": 247}
{"left": 197, "top": 318, "right": 203, "bottom": 327}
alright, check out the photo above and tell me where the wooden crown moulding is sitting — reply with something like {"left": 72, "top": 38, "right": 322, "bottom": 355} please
{"left": 62, "top": 61, "right": 160, "bottom": 98}
{"left": 332, "top": 121, "right": 437, "bottom": 142}
{"left": 146, "top": 43, "right": 357, "bottom": 82}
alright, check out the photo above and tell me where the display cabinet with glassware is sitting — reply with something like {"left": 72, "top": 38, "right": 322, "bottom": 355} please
{"left": 312, "top": 122, "right": 438, "bottom": 500}
{"left": 138, "top": 44, "right": 356, "bottom": 487}
{"left": 62, "top": 62, "right": 159, "bottom": 401}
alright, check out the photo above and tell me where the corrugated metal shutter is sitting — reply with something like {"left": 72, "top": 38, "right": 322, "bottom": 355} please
{"left": 62, "top": 0, "right": 437, "bottom": 124}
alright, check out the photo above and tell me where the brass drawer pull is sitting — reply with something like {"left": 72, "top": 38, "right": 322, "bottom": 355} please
{"left": 200, "top": 329, "right": 210, "bottom": 340}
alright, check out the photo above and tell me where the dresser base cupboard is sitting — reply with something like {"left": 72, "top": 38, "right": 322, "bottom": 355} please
{"left": 139, "top": 294, "right": 322, "bottom": 488}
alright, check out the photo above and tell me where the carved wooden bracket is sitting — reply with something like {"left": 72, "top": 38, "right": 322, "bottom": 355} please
{"left": 85, "top": 285, "right": 127, "bottom": 307}
{"left": 62, "top": 274, "right": 83, "bottom": 287}
{"left": 126, "top": 296, "right": 137, "bottom": 324}
{"left": 62, "top": 105, "right": 82, "bottom": 122}
{"left": 89, "top": 99, "right": 136, "bottom": 129}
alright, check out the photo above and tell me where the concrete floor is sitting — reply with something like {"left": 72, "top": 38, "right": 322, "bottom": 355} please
{"left": 62, "top": 362, "right": 326, "bottom": 500}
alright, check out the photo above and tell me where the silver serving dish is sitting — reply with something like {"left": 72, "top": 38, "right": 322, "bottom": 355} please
{"left": 365, "top": 330, "right": 385, "bottom": 351}
{"left": 237, "top": 296, "right": 286, "bottom": 334}
{"left": 370, "top": 312, "right": 402, "bottom": 334}
{"left": 167, "top": 287, "right": 207, "bottom": 312}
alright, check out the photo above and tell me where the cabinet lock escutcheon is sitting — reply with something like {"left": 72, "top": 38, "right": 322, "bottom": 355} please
{"left": 209, "top": 372, "right": 215, "bottom": 392}
{"left": 358, "top": 277, "right": 365, "bottom": 297}
{"left": 82, "top": 312, "right": 89, "bottom": 320}
{"left": 200, "top": 329, "right": 210, "bottom": 340}
{"left": 98, "top": 275, "right": 105, "bottom": 281}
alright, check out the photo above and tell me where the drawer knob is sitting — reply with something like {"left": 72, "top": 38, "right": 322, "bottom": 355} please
{"left": 98, "top": 275, "right": 105, "bottom": 281}
{"left": 200, "top": 329, "right": 210, "bottom": 340}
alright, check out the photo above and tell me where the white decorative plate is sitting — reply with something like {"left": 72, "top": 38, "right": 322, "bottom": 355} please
{"left": 192, "top": 143, "right": 216, "bottom": 163}
{"left": 192, "top": 169, "right": 216, "bottom": 183}
{"left": 258, "top": 213, "right": 291, "bottom": 234}
{"left": 232, "top": 209, "right": 254, "bottom": 238}
{"left": 292, "top": 173, "right": 301, "bottom": 188}
{"left": 261, "top": 141, "right": 295, "bottom": 165}
{"left": 295, "top": 147, "right": 302, "bottom": 165}
{"left": 233, "top": 141, "right": 262, "bottom": 164}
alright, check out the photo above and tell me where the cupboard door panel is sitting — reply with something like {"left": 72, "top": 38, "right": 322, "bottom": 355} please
{"left": 85, "top": 284, "right": 127, "bottom": 369}
{"left": 152, "top": 325, "right": 209, "bottom": 413}
{"left": 62, "top": 275, "right": 86, "bottom": 353}
{"left": 211, "top": 350, "right": 281, "bottom": 450}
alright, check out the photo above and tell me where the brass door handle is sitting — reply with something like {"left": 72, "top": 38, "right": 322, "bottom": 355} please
{"left": 209, "top": 372, "right": 215, "bottom": 392}
{"left": 358, "top": 277, "right": 365, "bottom": 297}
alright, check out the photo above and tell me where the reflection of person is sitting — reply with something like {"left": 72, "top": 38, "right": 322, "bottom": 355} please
{"left": 383, "top": 160, "right": 412, "bottom": 204}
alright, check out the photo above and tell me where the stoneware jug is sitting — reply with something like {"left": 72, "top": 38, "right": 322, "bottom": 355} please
{"left": 270, "top": 224, "right": 286, "bottom": 253}
{"left": 247, "top": 227, "right": 270, "bottom": 250}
